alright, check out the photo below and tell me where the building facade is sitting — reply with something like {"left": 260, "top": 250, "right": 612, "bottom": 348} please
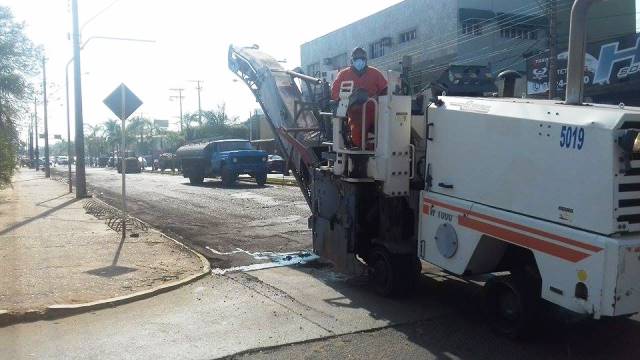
{"left": 300, "top": 0, "right": 635, "bottom": 92}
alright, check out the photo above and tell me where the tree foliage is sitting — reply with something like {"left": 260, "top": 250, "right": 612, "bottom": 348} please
{"left": 0, "top": 6, "right": 38, "bottom": 184}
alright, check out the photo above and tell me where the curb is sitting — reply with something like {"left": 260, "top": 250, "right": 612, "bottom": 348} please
{"left": 0, "top": 198, "right": 210, "bottom": 328}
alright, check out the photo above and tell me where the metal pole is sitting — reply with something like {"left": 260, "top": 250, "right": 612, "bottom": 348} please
{"left": 565, "top": 0, "right": 604, "bottom": 105}
{"left": 42, "top": 55, "right": 50, "bottom": 178}
{"left": 28, "top": 121, "right": 33, "bottom": 164}
{"left": 71, "top": 0, "right": 87, "bottom": 198}
{"left": 65, "top": 60, "right": 73, "bottom": 192}
{"left": 120, "top": 86, "right": 127, "bottom": 240}
{"left": 34, "top": 98, "right": 39, "bottom": 171}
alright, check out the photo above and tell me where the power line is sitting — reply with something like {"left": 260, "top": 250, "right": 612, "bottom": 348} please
{"left": 372, "top": 1, "right": 565, "bottom": 69}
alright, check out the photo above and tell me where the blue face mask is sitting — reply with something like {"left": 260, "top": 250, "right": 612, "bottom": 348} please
{"left": 353, "top": 59, "right": 366, "bottom": 72}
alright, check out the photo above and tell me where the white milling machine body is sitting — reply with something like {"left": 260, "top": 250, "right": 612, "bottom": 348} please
{"left": 228, "top": 0, "right": 640, "bottom": 332}
{"left": 422, "top": 96, "right": 640, "bottom": 318}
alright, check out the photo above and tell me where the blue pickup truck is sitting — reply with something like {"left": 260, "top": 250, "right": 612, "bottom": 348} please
{"left": 176, "top": 139, "right": 268, "bottom": 186}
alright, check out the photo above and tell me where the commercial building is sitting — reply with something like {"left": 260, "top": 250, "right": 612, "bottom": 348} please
{"left": 301, "top": 0, "right": 635, "bottom": 93}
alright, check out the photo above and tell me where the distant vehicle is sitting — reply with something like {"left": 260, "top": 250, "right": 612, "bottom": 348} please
{"left": 117, "top": 157, "right": 141, "bottom": 174}
{"left": 176, "top": 139, "right": 268, "bottom": 186}
{"left": 266, "top": 154, "right": 287, "bottom": 174}
{"left": 57, "top": 156, "right": 69, "bottom": 165}
{"left": 158, "top": 153, "right": 177, "bottom": 172}
{"left": 98, "top": 156, "right": 109, "bottom": 167}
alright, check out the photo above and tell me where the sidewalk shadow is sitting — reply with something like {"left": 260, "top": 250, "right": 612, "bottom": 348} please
{"left": 86, "top": 231, "right": 137, "bottom": 278}
{"left": 36, "top": 193, "right": 70, "bottom": 206}
{"left": 0, "top": 198, "right": 79, "bottom": 236}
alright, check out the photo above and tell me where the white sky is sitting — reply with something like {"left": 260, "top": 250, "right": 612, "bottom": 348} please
{"left": 7, "top": 0, "right": 403, "bottom": 143}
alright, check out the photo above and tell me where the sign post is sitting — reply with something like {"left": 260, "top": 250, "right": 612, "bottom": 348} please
{"left": 103, "top": 84, "right": 142, "bottom": 240}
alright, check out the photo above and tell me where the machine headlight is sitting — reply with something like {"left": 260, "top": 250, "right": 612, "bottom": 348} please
{"left": 262, "top": 156, "right": 267, "bottom": 162}
{"left": 232, "top": 157, "right": 238, "bottom": 163}
{"left": 619, "top": 130, "right": 640, "bottom": 153}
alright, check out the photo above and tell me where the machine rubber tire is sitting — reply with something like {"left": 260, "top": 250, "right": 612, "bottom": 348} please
{"left": 189, "top": 175, "right": 204, "bottom": 185}
{"left": 367, "top": 248, "right": 417, "bottom": 297}
{"left": 484, "top": 274, "right": 538, "bottom": 339}
{"left": 256, "top": 173, "right": 267, "bottom": 186}
{"left": 221, "top": 166, "right": 235, "bottom": 186}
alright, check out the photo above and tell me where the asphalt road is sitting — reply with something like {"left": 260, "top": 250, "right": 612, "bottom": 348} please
{"left": 35, "top": 166, "right": 640, "bottom": 359}
{"left": 53, "top": 167, "right": 311, "bottom": 270}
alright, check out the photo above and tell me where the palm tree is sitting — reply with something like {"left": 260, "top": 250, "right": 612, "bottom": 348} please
{"left": 84, "top": 124, "right": 105, "bottom": 158}
{"left": 103, "top": 119, "right": 122, "bottom": 155}
{"left": 127, "top": 116, "right": 153, "bottom": 154}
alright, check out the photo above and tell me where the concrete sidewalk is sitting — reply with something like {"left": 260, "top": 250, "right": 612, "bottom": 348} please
{"left": 0, "top": 170, "right": 207, "bottom": 324}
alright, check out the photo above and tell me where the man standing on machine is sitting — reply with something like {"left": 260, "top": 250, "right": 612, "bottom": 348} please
{"left": 331, "top": 47, "right": 388, "bottom": 149}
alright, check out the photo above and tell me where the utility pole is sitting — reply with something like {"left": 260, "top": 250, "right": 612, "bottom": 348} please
{"left": 169, "top": 88, "right": 184, "bottom": 132}
{"left": 548, "top": 0, "right": 558, "bottom": 99}
{"left": 189, "top": 80, "right": 203, "bottom": 125}
{"left": 71, "top": 0, "right": 87, "bottom": 198}
{"left": 28, "top": 121, "right": 33, "bottom": 164}
{"left": 42, "top": 55, "right": 50, "bottom": 178}
{"left": 34, "top": 98, "right": 39, "bottom": 171}
{"left": 64, "top": 59, "right": 73, "bottom": 192}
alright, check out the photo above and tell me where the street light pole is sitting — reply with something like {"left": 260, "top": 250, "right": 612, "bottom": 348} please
{"left": 63, "top": 36, "right": 154, "bottom": 193}
{"left": 42, "top": 55, "right": 50, "bottom": 178}
{"left": 34, "top": 97, "right": 39, "bottom": 171}
{"left": 65, "top": 59, "right": 73, "bottom": 192}
{"left": 71, "top": 0, "right": 87, "bottom": 198}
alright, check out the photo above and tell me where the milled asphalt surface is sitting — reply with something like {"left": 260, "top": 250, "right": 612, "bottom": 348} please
{"left": 53, "top": 167, "right": 311, "bottom": 270}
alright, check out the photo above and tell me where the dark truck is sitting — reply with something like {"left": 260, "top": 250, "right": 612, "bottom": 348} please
{"left": 176, "top": 139, "right": 268, "bottom": 186}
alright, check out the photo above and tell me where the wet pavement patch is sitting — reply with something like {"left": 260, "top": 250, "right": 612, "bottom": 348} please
{"left": 85, "top": 265, "right": 138, "bottom": 278}
{"left": 207, "top": 247, "right": 320, "bottom": 274}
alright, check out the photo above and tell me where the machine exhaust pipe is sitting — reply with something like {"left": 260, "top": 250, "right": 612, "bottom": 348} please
{"left": 565, "top": 0, "right": 605, "bottom": 105}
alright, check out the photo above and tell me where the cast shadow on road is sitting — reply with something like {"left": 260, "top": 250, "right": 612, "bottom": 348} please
{"left": 290, "top": 263, "right": 640, "bottom": 360}
{"left": 0, "top": 198, "right": 80, "bottom": 236}
{"left": 184, "top": 180, "right": 269, "bottom": 190}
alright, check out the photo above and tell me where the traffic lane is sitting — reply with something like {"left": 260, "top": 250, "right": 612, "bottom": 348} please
{"left": 78, "top": 167, "right": 312, "bottom": 269}
{"left": 237, "top": 266, "right": 640, "bottom": 360}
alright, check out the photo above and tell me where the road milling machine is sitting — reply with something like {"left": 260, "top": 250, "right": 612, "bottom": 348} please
{"left": 229, "top": 0, "right": 640, "bottom": 337}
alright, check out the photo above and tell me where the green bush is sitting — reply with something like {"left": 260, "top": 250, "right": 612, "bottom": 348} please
{"left": 0, "top": 129, "right": 17, "bottom": 185}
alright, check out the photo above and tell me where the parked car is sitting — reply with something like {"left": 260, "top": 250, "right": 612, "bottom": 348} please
{"left": 98, "top": 156, "right": 109, "bottom": 167}
{"left": 117, "top": 157, "right": 142, "bottom": 174}
{"left": 57, "top": 156, "right": 69, "bottom": 165}
{"left": 266, "top": 154, "right": 287, "bottom": 174}
{"left": 176, "top": 139, "right": 268, "bottom": 186}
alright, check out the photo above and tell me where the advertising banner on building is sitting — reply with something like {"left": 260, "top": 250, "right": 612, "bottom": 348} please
{"left": 527, "top": 33, "right": 640, "bottom": 97}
